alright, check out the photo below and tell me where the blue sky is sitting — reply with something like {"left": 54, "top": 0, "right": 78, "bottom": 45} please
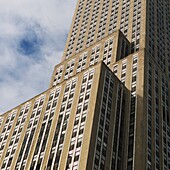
{"left": 0, "top": 0, "right": 77, "bottom": 114}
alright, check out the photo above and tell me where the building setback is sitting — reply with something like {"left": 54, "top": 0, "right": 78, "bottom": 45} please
{"left": 0, "top": 0, "right": 170, "bottom": 170}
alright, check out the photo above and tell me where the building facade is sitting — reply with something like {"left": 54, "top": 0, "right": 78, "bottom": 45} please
{"left": 0, "top": 0, "right": 170, "bottom": 170}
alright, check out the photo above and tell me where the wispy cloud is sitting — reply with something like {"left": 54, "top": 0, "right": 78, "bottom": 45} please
{"left": 0, "top": 0, "right": 77, "bottom": 113}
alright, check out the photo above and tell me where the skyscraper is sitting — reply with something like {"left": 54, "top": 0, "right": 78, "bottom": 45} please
{"left": 0, "top": 0, "right": 170, "bottom": 170}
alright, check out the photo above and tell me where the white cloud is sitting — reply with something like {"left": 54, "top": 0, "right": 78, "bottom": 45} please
{"left": 0, "top": 0, "right": 77, "bottom": 114}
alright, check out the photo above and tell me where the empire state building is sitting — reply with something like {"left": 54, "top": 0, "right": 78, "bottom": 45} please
{"left": 0, "top": 0, "right": 170, "bottom": 170}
